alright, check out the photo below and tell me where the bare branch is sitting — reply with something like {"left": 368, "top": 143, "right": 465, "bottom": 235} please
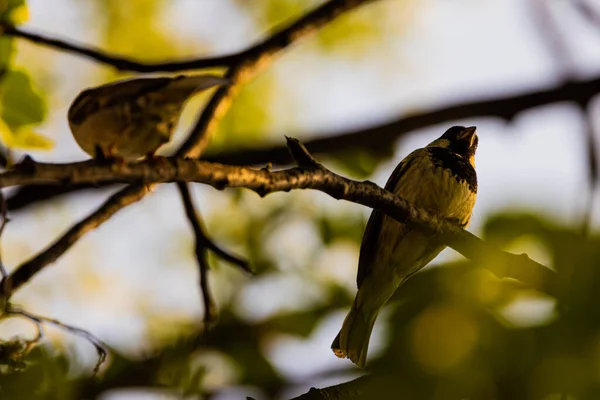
{"left": 0, "top": 24, "right": 241, "bottom": 72}
{"left": 1, "top": 0, "right": 375, "bottom": 74}
{"left": 177, "top": 183, "right": 251, "bottom": 273}
{"left": 0, "top": 190, "right": 8, "bottom": 278}
{"left": 7, "top": 73, "right": 600, "bottom": 210}
{"left": 581, "top": 107, "right": 599, "bottom": 235}
{"left": 5, "top": 305, "right": 108, "bottom": 374}
{"left": 528, "top": 0, "right": 575, "bottom": 78}
{"left": 0, "top": 140, "right": 559, "bottom": 297}
{"left": 572, "top": 0, "right": 600, "bottom": 32}
{"left": 290, "top": 376, "right": 373, "bottom": 400}
{"left": 177, "top": 182, "right": 250, "bottom": 323}
{"left": 206, "top": 77, "right": 600, "bottom": 166}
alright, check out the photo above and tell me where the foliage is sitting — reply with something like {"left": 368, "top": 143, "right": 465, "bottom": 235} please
{"left": 0, "top": 1, "right": 52, "bottom": 153}
{"left": 0, "top": 213, "right": 598, "bottom": 399}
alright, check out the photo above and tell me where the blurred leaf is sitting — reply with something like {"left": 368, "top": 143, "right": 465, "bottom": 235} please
{"left": 100, "top": 0, "right": 186, "bottom": 63}
{"left": 1, "top": 68, "right": 47, "bottom": 129}
{"left": 0, "top": 0, "right": 28, "bottom": 24}
{"left": 236, "top": 0, "right": 320, "bottom": 31}
{"left": 0, "top": 38, "right": 13, "bottom": 69}
{"left": 317, "top": 212, "right": 365, "bottom": 245}
{"left": 215, "top": 73, "right": 276, "bottom": 149}
{"left": 0, "top": 120, "right": 53, "bottom": 150}
{"left": 329, "top": 147, "right": 394, "bottom": 179}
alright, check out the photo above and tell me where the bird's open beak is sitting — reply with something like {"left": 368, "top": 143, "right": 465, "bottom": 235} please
{"left": 459, "top": 126, "right": 477, "bottom": 147}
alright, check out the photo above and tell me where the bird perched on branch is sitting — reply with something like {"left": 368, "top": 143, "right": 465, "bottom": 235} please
{"left": 331, "top": 125, "right": 478, "bottom": 368}
{"left": 67, "top": 75, "right": 229, "bottom": 160}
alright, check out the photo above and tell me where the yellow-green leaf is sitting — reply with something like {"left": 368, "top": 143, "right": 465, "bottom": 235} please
{"left": 1, "top": 68, "right": 47, "bottom": 130}
{"left": 0, "top": 118, "right": 53, "bottom": 150}
{"left": 0, "top": 0, "right": 27, "bottom": 24}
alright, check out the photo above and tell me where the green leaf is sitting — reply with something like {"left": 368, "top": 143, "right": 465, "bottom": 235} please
{"left": 0, "top": 119, "right": 54, "bottom": 150}
{"left": 1, "top": 68, "right": 47, "bottom": 130}
{"left": 329, "top": 147, "right": 394, "bottom": 179}
{"left": 0, "top": 0, "right": 28, "bottom": 24}
{"left": 0, "top": 38, "right": 13, "bottom": 69}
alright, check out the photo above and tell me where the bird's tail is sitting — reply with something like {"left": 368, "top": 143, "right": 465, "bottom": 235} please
{"left": 331, "top": 300, "right": 378, "bottom": 368}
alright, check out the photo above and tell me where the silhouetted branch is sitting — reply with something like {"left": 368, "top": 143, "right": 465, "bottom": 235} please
{"left": 0, "top": 138, "right": 559, "bottom": 297}
{"left": 206, "top": 77, "right": 600, "bottom": 166}
{"left": 572, "top": 0, "right": 600, "bottom": 32}
{"left": 581, "top": 107, "right": 599, "bottom": 235}
{"left": 528, "top": 0, "right": 575, "bottom": 78}
{"left": 0, "top": 24, "right": 241, "bottom": 72}
{"left": 1, "top": 0, "right": 375, "bottom": 75}
{"left": 290, "top": 376, "right": 372, "bottom": 400}
{"left": 177, "top": 182, "right": 250, "bottom": 323}
{"left": 9, "top": 72, "right": 600, "bottom": 211}
{"left": 5, "top": 305, "right": 108, "bottom": 374}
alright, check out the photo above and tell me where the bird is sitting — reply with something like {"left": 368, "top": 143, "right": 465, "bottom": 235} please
{"left": 331, "top": 125, "right": 478, "bottom": 368}
{"left": 67, "top": 74, "right": 230, "bottom": 160}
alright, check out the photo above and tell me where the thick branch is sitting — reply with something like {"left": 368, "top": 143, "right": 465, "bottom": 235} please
{"left": 206, "top": 76, "right": 600, "bottom": 166}
{"left": 0, "top": 141, "right": 559, "bottom": 297}
{"left": 290, "top": 376, "right": 372, "bottom": 400}
{"left": 9, "top": 74, "right": 600, "bottom": 211}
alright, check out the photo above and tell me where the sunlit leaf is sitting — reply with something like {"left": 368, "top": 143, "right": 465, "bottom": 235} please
{"left": 0, "top": 0, "right": 27, "bottom": 24}
{"left": 0, "top": 118, "right": 53, "bottom": 150}
{"left": 1, "top": 69, "right": 47, "bottom": 129}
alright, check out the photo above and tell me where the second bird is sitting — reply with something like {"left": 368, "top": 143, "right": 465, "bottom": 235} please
{"left": 331, "top": 125, "right": 478, "bottom": 368}
{"left": 68, "top": 75, "right": 229, "bottom": 160}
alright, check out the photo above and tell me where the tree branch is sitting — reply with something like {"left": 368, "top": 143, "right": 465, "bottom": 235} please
{"left": 0, "top": 24, "right": 242, "bottom": 72}
{"left": 206, "top": 76, "right": 600, "bottom": 166}
{"left": 0, "top": 139, "right": 559, "bottom": 297}
{"left": 176, "top": 182, "right": 251, "bottom": 323}
{"left": 289, "top": 376, "right": 372, "bottom": 400}
{"left": 9, "top": 73, "right": 600, "bottom": 211}
{"left": 1, "top": 0, "right": 375, "bottom": 74}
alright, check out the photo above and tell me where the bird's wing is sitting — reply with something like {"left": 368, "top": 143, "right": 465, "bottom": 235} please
{"left": 356, "top": 149, "right": 424, "bottom": 288}
{"left": 68, "top": 78, "right": 173, "bottom": 125}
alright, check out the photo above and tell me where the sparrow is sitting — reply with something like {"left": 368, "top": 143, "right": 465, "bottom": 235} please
{"left": 67, "top": 75, "right": 229, "bottom": 160}
{"left": 331, "top": 125, "right": 478, "bottom": 368}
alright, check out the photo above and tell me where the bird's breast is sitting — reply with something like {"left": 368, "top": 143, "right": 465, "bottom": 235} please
{"left": 394, "top": 153, "right": 477, "bottom": 226}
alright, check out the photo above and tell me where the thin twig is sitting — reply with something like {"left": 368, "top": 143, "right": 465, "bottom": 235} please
{"left": 572, "top": 0, "right": 600, "bottom": 31}
{"left": 0, "top": 190, "right": 8, "bottom": 278}
{"left": 581, "top": 107, "right": 599, "bottom": 236}
{"left": 177, "top": 183, "right": 250, "bottom": 272}
{"left": 177, "top": 182, "right": 218, "bottom": 323}
{"left": 5, "top": 305, "right": 108, "bottom": 374}
{"left": 0, "top": 140, "right": 558, "bottom": 297}
{"left": 528, "top": 0, "right": 575, "bottom": 78}
{"left": 0, "top": 24, "right": 243, "bottom": 72}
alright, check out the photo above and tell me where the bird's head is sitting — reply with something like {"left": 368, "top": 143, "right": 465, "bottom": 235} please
{"left": 427, "top": 126, "right": 478, "bottom": 166}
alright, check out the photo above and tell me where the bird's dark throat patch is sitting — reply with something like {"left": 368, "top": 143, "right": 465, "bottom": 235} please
{"left": 427, "top": 147, "right": 477, "bottom": 192}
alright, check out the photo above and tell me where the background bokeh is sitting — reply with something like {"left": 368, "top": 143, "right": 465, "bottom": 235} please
{"left": 0, "top": 0, "right": 599, "bottom": 399}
